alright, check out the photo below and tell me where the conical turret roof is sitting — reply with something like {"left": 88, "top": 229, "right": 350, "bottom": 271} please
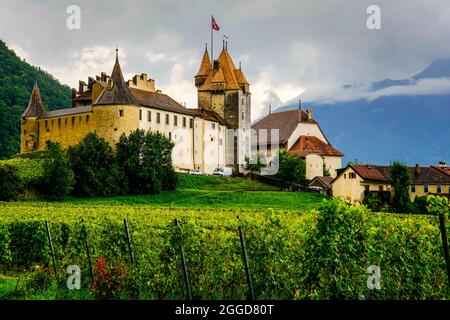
{"left": 195, "top": 48, "right": 211, "bottom": 77}
{"left": 94, "top": 49, "right": 137, "bottom": 105}
{"left": 22, "top": 82, "right": 46, "bottom": 117}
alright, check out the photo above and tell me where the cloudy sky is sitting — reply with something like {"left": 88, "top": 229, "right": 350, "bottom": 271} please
{"left": 2, "top": 0, "right": 450, "bottom": 120}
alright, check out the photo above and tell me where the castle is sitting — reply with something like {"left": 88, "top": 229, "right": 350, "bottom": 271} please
{"left": 21, "top": 45, "right": 251, "bottom": 174}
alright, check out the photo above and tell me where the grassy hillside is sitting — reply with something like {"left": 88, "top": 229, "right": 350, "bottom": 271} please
{"left": 0, "top": 40, "right": 71, "bottom": 159}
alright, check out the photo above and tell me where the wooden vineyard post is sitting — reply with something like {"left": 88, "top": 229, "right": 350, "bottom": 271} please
{"left": 237, "top": 216, "right": 255, "bottom": 300}
{"left": 438, "top": 211, "right": 450, "bottom": 291}
{"left": 175, "top": 218, "right": 192, "bottom": 300}
{"left": 82, "top": 223, "right": 94, "bottom": 281}
{"left": 44, "top": 220, "right": 57, "bottom": 275}
{"left": 123, "top": 218, "right": 135, "bottom": 264}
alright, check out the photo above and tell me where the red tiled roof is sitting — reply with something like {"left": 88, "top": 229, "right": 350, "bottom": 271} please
{"left": 289, "top": 135, "right": 343, "bottom": 157}
{"left": 347, "top": 164, "right": 450, "bottom": 184}
{"left": 432, "top": 166, "right": 450, "bottom": 176}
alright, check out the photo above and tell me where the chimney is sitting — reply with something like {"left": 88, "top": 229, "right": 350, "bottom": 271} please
{"left": 415, "top": 164, "right": 420, "bottom": 175}
{"left": 269, "top": 104, "right": 272, "bottom": 115}
{"left": 439, "top": 161, "right": 447, "bottom": 166}
{"left": 306, "top": 108, "right": 312, "bottom": 120}
{"left": 298, "top": 100, "right": 302, "bottom": 122}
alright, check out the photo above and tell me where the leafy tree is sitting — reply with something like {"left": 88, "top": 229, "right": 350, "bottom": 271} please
{"left": 245, "top": 154, "right": 264, "bottom": 178}
{"left": 40, "top": 141, "right": 74, "bottom": 201}
{"left": 388, "top": 161, "right": 411, "bottom": 212}
{"left": 116, "top": 129, "right": 177, "bottom": 194}
{"left": 274, "top": 151, "right": 306, "bottom": 183}
{"left": 0, "top": 164, "right": 24, "bottom": 201}
{"left": 323, "top": 162, "right": 331, "bottom": 177}
{"left": 67, "top": 132, "right": 124, "bottom": 197}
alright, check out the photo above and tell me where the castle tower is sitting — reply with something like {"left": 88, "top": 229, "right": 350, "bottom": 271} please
{"left": 21, "top": 82, "right": 46, "bottom": 153}
{"left": 195, "top": 44, "right": 251, "bottom": 170}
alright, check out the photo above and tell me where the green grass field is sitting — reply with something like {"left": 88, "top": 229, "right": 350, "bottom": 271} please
{"left": 13, "top": 174, "right": 325, "bottom": 211}
{"left": 0, "top": 174, "right": 328, "bottom": 300}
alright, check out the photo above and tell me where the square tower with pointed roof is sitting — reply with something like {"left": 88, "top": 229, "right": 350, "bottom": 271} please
{"left": 195, "top": 45, "right": 251, "bottom": 169}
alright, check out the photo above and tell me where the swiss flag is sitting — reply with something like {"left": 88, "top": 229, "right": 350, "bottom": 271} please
{"left": 212, "top": 16, "right": 220, "bottom": 31}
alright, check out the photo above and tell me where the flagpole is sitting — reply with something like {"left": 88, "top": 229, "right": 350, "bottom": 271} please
{"left": 211, "top": 15, "right": 213, "bottom": 68}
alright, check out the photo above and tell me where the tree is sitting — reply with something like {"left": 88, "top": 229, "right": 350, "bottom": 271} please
{"left": 245, "top": 154, "right": 264, "bottom": 179}
{"left": 274, "top": 151, "right": 306, "bottom": 183}
{"left": 116, "top": 129, "right": 177, "bottom": 194}
{"left": 388, "top": 161, "right": 411, "bottom": 212}
{"left": 0, "top": 164, "right": 23, "bottom": 201}
{"left": 67, "top": 132, "right": 124, "bottom": 197}
{"left": 40, "top": 141, "right": 74, "bottom": 201}
{"left": 323, "top": 162, "right": 331, "bottom": 177}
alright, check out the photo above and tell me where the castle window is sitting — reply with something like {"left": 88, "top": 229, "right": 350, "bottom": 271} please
{"left": 183, "top": 117, "right": 186, "bottom": 128}
{"left": 157, "top": 113, "right": 161, "bottom": 123}
{"left": 45, "top": 120, "right": 48, "bottom": 128}
{"left": 174, "top": 116, "right": 178, "bottom": 126}
{"left": 190, "top": 119, "right": 193, "bottom": 128}
{"left": 166, "top": 114, "right": 169, "bottom": 125}
{"left": 437, "top": 184, "right": 442, "bottom": 193}
{"left": 58, "top": 118, "right": 61, "bottom": 127}
{"left": 349, "top": 172, "right": 356, "bottom": 179}
{"left": 424, "top": 184, "right": 429, "bottom": 193}
{"left": 119, "top": 110, "right": 124, "bottom": 117}
{"left": 211, "top": 123, "right": 215, "bottom": 130}
{"left": 79, "top": 116, "right": 82, "bottom": 124}
{"left": 242, "top": 112, "right": 244, "bottom": 120}
{"left": 65, "top": 118, "right": 68, "bottom": 126}
{"left": 169, "top": 132, "right": 172, "bottom": 140}
{"left": 86, "top": 115, "right": 89, "bottom": 123}
{"left": 139, "top": 109, "right": 142, "bottom": 121}
{"left": 148, "top": 111, "right": 151, "bottom": 122}
{"left": 72, "top": 117, "right": 75, "bottom": 126}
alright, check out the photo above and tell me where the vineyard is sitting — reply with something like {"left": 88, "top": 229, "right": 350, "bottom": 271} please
{"left": 0, "top": 198, "right": 449, "bottom": 300}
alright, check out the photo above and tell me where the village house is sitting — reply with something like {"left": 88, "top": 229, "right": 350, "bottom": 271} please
{"left": 251, "top": 105, "right": 344, "bottom": 180}
{"left": 331, "top": 163, "right": 450, "bottom": 203}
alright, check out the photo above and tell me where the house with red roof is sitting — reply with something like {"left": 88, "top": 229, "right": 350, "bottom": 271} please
{"left": 251, "top": 107, "right": 344, "bottom": 180}
{"left": 331, "top": 163, "right": 450, "bottom": 203}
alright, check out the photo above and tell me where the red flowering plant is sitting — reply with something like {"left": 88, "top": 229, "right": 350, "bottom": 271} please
{"left": 91, "top": 256, "right": 129, "bottom": 300}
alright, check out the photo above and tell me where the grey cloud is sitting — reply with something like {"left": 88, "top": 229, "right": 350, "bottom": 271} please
{"left": 2, "top": 0, "right": 450, "bottom": 120}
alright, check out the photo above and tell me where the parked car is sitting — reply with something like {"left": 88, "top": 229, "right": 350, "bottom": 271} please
{"left": 189, "top": 169, "right": 202, "bottom": 175}
{"left": 213, "top": 167, "right": 233, "bottom": 177}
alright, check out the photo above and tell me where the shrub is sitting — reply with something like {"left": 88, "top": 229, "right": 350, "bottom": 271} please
{"left": 91, "top": 256, "right": 129, "bottom": 300}
{"left": 116, "top": 129, "right": 177, "bottom": 194}
{"left": 274, "top": 151, "right": 306, "bottom": 183}
{"left": 40, "top": 141, "right": 74, "bottom": 201}
{"left": 67, "top": 133, "right": 124, "bottom": 197}
{"left": 0, "top": 164, "right": 23, "bottom": 201}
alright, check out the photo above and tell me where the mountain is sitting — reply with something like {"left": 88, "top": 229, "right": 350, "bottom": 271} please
{"left": 0, "top": 40, "right": 71, "bottom": 159}
{"left": 275, "top": 60, "right": 450, "bottom": 166}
